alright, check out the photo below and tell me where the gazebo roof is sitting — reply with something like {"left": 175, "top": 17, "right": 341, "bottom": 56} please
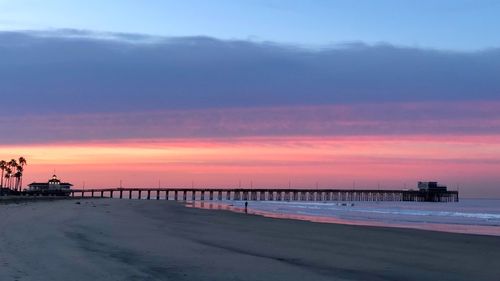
{"left": 28, "top": 182, "right": 73, "bottom": 186}
{"left": 28, "top": 174, "right": 73, "bottom": 186}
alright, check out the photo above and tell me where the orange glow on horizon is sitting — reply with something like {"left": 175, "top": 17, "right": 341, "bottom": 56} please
{"left": 1, "top": 135, "right": 500, "bottom": 197}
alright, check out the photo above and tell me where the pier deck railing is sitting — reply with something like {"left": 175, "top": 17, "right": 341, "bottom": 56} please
{"left": 64, "top": 188, "right": 459, "bottom": 202}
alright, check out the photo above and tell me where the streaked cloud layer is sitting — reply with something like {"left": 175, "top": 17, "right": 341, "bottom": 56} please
{"left": 3, "top": 102, "right": 500, "bottom": 144}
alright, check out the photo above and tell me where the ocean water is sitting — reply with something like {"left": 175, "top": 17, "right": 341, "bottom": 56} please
{"left": 187, "top": 199, "right": 500, "bottom": 236}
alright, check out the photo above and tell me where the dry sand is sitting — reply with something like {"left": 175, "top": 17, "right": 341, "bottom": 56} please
{"left": 0, "top": 199, "right": 499, "bottom": 281}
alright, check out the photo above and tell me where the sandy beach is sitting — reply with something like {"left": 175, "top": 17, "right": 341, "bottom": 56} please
{"left": 0, "top": 199, "right": 499, "bottom": 281}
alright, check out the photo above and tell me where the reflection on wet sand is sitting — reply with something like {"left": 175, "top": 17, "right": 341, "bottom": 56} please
{"left": 185, "top": 201, "right": 500, "bottom": 236}
{"left": 185, "top": 201, "right": 391, "bottom": 227}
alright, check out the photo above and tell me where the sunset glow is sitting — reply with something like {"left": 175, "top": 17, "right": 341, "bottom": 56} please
{"left": 2, "top": 135, "right": 497, "bottom": 197}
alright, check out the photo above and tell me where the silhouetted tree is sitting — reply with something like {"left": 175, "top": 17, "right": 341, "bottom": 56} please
{"left": 18, "top": 156, "right": 28, "bottom": 189}
{"left": 0, "top": 160, "right": 6, "bottom": 188}
{"left": 14, "top": 165, "right": 23, "bottom": 191}
{"left": 17, "top": 157, "right": 27, "bottom": 191}
{"left": 4, "top": 168, "right": 12, "bottom": 190}
{"left": 0, "top": 157, "right": 28, "bottom": 193}
{"left": 14, "top": 171, "right": 22, "bottom": 191}
{"left": 8, "top": 159, "right": 17, "bottom": 190}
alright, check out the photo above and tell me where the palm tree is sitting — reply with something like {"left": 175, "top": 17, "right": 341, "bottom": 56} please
{"left": 4, "top": 168, "right": 12, "bottom": 190}
{"left": 8, "top": 159, "right": 17, "bottom": 168}
{"left": 0, "top": 160, "right": 6, "bottom": 188}
{"left": 18, "top": 157, "right": 27, "bottom": 166}
{"left": 14, "top": 171, "right": 22, "bottom": 191}
{"left": 0, "top": 160, "right": 6, "bottom": 196}
{"left": 8, "top": 159, "right": 17, "bottom": 190}
{"left": 14, "top": 165, "right": 23, "bottom": 191}
{"left": 17, "top": 157, "right": 27, "bottom": 191}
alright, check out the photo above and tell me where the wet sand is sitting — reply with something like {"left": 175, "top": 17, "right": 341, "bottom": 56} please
{"left": 0, "top": 199, "right": 499, "bottom": 281}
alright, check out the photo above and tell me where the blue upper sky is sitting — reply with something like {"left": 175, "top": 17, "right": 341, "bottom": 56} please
{"left": 0, "top": 0, "right": 499, "bottom": 50}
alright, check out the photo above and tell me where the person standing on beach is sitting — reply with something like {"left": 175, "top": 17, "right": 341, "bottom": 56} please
{"left": 245, "top": 201, "right": 248, "bottom": 214}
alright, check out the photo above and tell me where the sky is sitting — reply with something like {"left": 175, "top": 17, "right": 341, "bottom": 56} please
{"left": 1, "top": 0, "right": 500, "bottom": 50}
{"left": 0, "top": 1, "right": 499, "bottom": 197}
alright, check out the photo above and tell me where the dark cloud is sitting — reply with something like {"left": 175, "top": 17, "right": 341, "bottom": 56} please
{"left": 1, "top": 30, "right": 499, "bottom": 117}
{"left": 1, "top": 30, "right": 499, "bottom": 143}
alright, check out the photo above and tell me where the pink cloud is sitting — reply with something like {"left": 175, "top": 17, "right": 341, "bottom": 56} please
{"left": 3, "top": 101, "right": 500, "bottom": 144}
{"left": 2, "top": 134, "right": 500, "bottom": 197}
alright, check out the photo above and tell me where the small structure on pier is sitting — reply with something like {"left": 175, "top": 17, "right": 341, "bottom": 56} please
{"left": 418, "top": 181, "right": 447, "bottom": 192}
{"left": 27, "top": 174, "right": 73, "bottom": 195}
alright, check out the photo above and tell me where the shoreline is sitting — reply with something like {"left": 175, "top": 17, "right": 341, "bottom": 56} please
{"left": 1, "top": 199, "right": 499, "bottom": 280}
{"left": 2, "top": 196, "right": 499, "bottom": 236}
{"left": 2, "top": 195, "right": 499, "bottom": 236}
{"left": 186, "top": 200, "right": 500, "bottom": 237}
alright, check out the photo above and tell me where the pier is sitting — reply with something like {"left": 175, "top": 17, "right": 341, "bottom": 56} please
{"left": 67, "top": 188, "right": 459, "bottom": 202}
